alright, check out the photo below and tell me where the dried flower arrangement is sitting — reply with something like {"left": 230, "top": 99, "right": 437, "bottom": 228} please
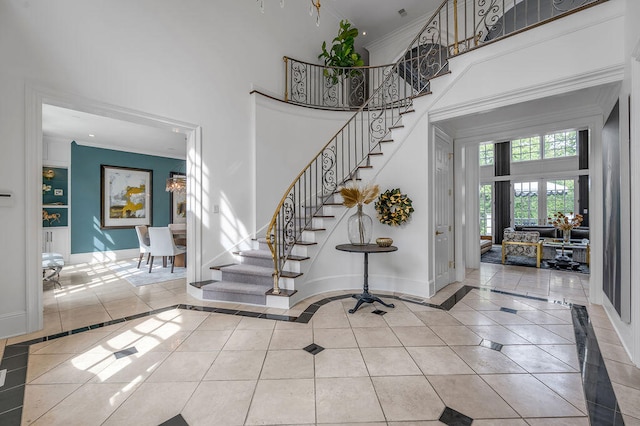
{"left": 548, "top": 212, "right": 583, "bottom": 230}
{"left": 339, "top": 183, "right": 379, "bottom": 208}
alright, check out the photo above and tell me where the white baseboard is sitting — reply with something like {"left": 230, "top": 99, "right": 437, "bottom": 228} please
{"left": 0, "top": 310, "right": 28, "bottom": 340}
{"left": 69, "top": 248, "right": 140, "bottom": 265}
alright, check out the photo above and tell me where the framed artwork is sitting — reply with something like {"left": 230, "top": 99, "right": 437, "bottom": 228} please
{"left": 100, "top": 165, "right": 153, "bottom": 229}
{"left": 169, "top": 171, "right": 187, "bottom": 224}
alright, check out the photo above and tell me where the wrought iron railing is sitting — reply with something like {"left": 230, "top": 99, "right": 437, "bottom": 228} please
{"left": 267, "top": 0, "right": 607, "bottom": 293}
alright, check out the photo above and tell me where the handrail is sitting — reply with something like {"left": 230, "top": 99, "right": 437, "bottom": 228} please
{"left": 267, "top": 0, "right": 607, "bottom": 294}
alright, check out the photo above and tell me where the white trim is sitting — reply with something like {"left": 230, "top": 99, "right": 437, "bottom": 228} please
{"left": 0, "top": 310, "right": 29, "bottom": 340}
{"left": 430, "top": 65, "right": 624, "bottom": 122}
{"left": 25, "top": 85, "right": 201, "bottom": 336}
{"left": 73, "top": 139, "right": 186, "bottom": 160}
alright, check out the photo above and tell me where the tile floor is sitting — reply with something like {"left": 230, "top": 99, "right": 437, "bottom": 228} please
{"left": 0, "top": 260, "right": 639, "bottom": 425}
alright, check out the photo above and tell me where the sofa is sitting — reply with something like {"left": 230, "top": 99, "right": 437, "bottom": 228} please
{"left": 514, "top": 225, "right": 589, "bottom": 241}
{"left": 480, "top": 235, "right": 493, "bottom": 254}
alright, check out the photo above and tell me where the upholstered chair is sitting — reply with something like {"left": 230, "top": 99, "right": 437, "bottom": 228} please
{"left": 501, "top": 230, "right": 542, "bottom": 267}
{"left": 134, "top": 225, "right": 152, "bottom": 269}
{"left": 147, "top": 227, "right": 187, "bottom": 273}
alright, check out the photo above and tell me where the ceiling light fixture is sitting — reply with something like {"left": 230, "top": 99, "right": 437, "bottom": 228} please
{"left": 257, "top": 0, "right": 321, "bottom": 26}
{"left": 88, "top": 134, "right": 95, "bottom": 137}
{"left": 166, "top": 175, "right": 186, "bottom": 193}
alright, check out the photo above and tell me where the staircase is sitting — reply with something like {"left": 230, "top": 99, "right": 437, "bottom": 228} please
{"left": 196, "top": 0, "right": 608, "bottom": 308}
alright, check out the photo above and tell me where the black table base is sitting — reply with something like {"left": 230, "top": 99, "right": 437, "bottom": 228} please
{"left": 349, "top": 291, "right": 395, "bottom": 314}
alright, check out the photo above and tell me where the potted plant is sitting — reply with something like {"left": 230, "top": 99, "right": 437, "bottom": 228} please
{"left": 318, "top": 20, "right": 365, "bottom": 105}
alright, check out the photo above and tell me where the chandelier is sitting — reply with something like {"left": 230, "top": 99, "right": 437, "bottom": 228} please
{"left": 165, "top": 175, "right": 186, "bottom": 193}
{"left": 257, "top": 0, "right": 321, "bottom": 26}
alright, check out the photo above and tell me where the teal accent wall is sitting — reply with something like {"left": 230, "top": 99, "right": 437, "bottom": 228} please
{"left": 71, "top": 142, "right": 185, "bottom": 254}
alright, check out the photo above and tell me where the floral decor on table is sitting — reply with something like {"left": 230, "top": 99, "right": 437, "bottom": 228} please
{"left": 340, "top": 183, "right": 379, "bottom": 245}
{"left": 549, "top": 211, "right": 583, "bottom": 243}
{"left": 375, "top": 188, "right": 414, "bottom": 226}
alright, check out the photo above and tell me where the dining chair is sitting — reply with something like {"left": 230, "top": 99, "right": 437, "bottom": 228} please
{"left": 148, "top": 226, "right": 187, "bottom": 273}
{"left": 134, "top": 225, "right": 152, "bottom": 269}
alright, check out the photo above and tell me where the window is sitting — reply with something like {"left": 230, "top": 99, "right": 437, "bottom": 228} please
{"left": 513, "top": 181, "right": 539, "bottom": 226}
{"left": 480, "top": 184, "right": 493, "bottom": 236}
{"left": 546, "top": 178, "right": 576, "bottom": 219}
{"left": 544, "top": 130, "right": 577, "bottom": 159}
{"left": 479, "top": 142, "right": 494, "bottom": 166}
{"left": 511, "top": 136, "right": 541, "bottom": 162}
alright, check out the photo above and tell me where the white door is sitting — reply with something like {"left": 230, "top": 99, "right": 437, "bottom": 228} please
{"left": 434, "top": 133, "right": 453, "bottom": 292}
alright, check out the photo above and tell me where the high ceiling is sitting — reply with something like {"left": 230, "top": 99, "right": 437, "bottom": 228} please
{"left": 41, "top": 1, "right": 443, "bottom": 159}
{"left": 325, "top": 0, "right": 442, "bottom": 45}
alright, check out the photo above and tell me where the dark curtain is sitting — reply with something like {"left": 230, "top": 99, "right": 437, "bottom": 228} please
{"left": 493, "top": 142, "right": 511, "bottom": 244}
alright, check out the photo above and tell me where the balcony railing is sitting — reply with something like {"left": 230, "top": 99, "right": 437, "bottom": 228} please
{"left": 267, "top": 0, "right": 607, "bottom": 294}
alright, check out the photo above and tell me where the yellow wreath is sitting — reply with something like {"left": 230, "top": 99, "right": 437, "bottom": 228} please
{"left": 375, "top": 188, "right": 414, "bottom": 226}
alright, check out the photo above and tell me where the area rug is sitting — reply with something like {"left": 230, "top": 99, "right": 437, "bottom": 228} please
{"left": 481, "top": 245, "right": 589, "bottom": 274}
{"left": 107, "top": 259, "right": 186, "bottom": 286}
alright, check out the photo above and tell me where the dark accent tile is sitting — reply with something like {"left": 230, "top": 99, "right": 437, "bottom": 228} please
{"left": 371, "top": 310, "right": 387, "bottom": 315}
{"left": 47, "top": 331, "right": 71, "bottom": 340}
{"left": 0, "top": 385, "right": 25, "bottom": 416}
{"left": 212, "top": 308, "right": 239, "bottom": 315}
{"left": 295, "top": 313, "right": 313, "bottom": 324}
{"left": 0, "top": 353, "right": 28, "bottom": 373}
{"left": 0, "top": 406, "right": 22, "bottom": 425}
{"left": 586, "top": 401, "right": 618, "bottom": 426}
{"left": 500, "top": 307, "right": 518, "bottom": 314}
{"left": 236, "top": 311, "right": 261, "bottom": 318}
{"left": 1, "top": 346, "right": 28, "bottom": 359}
{"left": 70, "top": 326, "right": 91, "bottom": 334}
{"left": 0, "top": 367, "right": 26, "bottom": 392}
{"left": 439, "top": 286, "right": 475, "bottom": 310}
{"left": 11, "top": 338, "right": 46, "bottom": 347}
{"left": 303, "top": 344, "right": 324, "bottom": 355}
{"left": 259, "top": 314, "right": 295, "bottom": 322}
{"left": 113, "top": 347, "right": 138, "bottom": 359}
{"left": 302, "top": 304, "right": 320, "bottom": 315}
{"left": 159, "top": 413, "right": 189, "bottom": 426}
{"left": 480, "top": 339, "right": 503, "bottom": 351}
{"left": 439, "top": 406, "right": 473, "bottom": 426}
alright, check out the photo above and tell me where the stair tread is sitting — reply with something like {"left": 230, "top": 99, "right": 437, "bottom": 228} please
{"left": 220, "top": 264, "right": 273, "bottom": 276}
{"left": 257, "top": 237, "right": 316, "bottom": 247}
{"left": 202, "top": 280, "right": 272, "bottom": 295}
{"left": 235, "top": 249, "right": 309, "bottom": 262}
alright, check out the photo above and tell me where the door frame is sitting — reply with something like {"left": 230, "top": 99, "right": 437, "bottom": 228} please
{"left": 25, "top": 85, "right": 203, "bottom": 334}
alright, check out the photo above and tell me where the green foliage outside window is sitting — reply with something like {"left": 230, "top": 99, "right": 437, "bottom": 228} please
{"left": 480, "top": 184, "right": 493, "bottom": 235}
{"left": 546, "top": 179, "right": 576, "bottom": 219}
{"left": 479, "top": 143, "right": 494, "bottom": 166}
{"left": 544, "top": 131, "right": 577, "bottom": 159}
{"left": 511, "top": 136, "right": 541, "bottom": 162}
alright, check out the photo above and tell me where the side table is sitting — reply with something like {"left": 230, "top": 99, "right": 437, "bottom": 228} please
{"left": 335, "top": 243, "right": 397, "bottom": 313}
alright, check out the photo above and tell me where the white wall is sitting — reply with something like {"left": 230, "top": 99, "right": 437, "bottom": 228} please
{"left": 0, "top": 0, "right": 343, "bottom": 338}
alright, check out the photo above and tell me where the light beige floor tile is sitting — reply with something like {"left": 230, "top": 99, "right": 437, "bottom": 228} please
{"left": 599, "top": 341, "right": 633, "bottom": 365}
{"left": 451, "top": 346, "right": 526, "bottom": 374}
{"left": 414, "top": 310, "right": 463, "bottom": 326}
{"left": 102, "top": 381, "right": 198, "bottom": 426}
{"left": 182, "top": 380, "right": 256, "bottom": 426}
{"left": 430, "top": 325, "right": 483, "bottom": 346}
{"left": 524, "top": 417, "right": 589, "bottom": 425}
{"left": 175, "top": 330, "right": 232, "bottom": 352}
{"left": 268, "top": 328, "right": 313, "bottom": 350}
{"left": 260, "top": 349, "right": 314, "bottom": 379}
{"left": 382, "top": 311, "right": 425, "bottom": 327}
{"left": 223, "top": 329, "right": 273, "bottom": 350}
{"left": 347, "top": 311, "right": 389, "bottom": 328}
{"left": 32, "top": 331, "right": 113, "bottom": 355}
{"left": 501, "top": 345, "right": 577, "bottom": 373}
{"left": 146, "top": 351, "right": 215, "bottom": 382}
{"left": 391, "top": 326, "right": 445, "bottom": 347}
{"left": 504, "top": 324, "right": 573, "bottom": 345}
{"left": 361, "top": 347, "right": 422, "bottom": 376}
{"left": 481, "top": 374, "right": 584, "bottom": 418}
{"left": 516, "top": 310, "right": 570, "bottom": 324}
{"left": 314, "top": 348, "right": 368, "bottom": 378}
{"left": 131, "top": 331, "right": 192, "bottom": 354}
{"left": 472, "top": 420, "right": 529, "bottom": 425}
{"left": 203, "top": 350, "right": 266, "bottom": 381}
{"left": 92, "top": 351, "right": 170, "bottom": 383}
{"left": 312, "top": 328, "right": 358, "bottom": 348}
{"left": 312, "top": 311, "right": 352, "bottom": 328}
{"left": 623, "top": 415, "right": 640, "bottom": 426}
{"left": 407, "top": 346, "right": 475, "bottom": 375}
{"left": 540, "top": 324, "right": 577, "bottom": 342}
{"left": 537, "top": 344, "right": 581, "bottom": 370}
{"left": 30, "top": 382, "right": 139, "bottom": 426}
{"left": 613, "top": 382, "right": 640, "bottom": 419}
{"left": 26, "top": 354, "right": 74, "bottom": 383}
{"left": 427, "top": 374, "right": 519, "bottom": 419}
{"left": 21, "top": 383, "right": 82, "bottom": 425}
{"left": 246, "top": 379, "right": 315, "bottom": 425}
{"left": 372, "top": 375, "right": 445, "bottom": 421}
{"left": 236, "top": 316, "right": 276, "bottom": 330}
{"left": 195, "top": 313, "right": 242, "bottom": 330}
{"left": 449, "top": 310, "right": 498, "bottom": 326}
{"left": 316, "top": 377, "right": 385, "bottom": 424}
{"left": 31, "top": 352, "right": 115, "bottom": 384}
{"left": 481, "top": 311, "right": 534, "bottom": 325}
{"left": 533, "top": 373, "right": 587, "bottom": 414}
{"left": 466, "top": 325, "right": 541, "bottom": 345}
{"left": 353, "top": 327, "right": 402, "bottom": 347}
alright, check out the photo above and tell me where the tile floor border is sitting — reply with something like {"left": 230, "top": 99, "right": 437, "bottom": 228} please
{"left": 0, "top": 285, "right": 620, "bottom": 425}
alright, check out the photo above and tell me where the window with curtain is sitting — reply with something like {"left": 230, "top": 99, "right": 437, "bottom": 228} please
{"left": 479, "top": 142, "right": 494, "bottom": 166}
{"left": 480, "top": 183, "right": 493, "bottom": 236}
